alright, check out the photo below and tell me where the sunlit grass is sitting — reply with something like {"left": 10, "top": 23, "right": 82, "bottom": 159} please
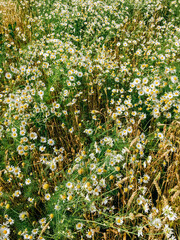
{"left": 0, "top": 0, "right": 179, "bottom": 239}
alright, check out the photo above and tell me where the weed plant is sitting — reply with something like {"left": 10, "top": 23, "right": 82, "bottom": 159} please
{"left": 0, "top": 0, "right": 180, "bottom": 239}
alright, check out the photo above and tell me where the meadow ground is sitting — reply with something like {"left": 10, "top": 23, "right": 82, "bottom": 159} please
{"left": 0, "top": 0, "right": 180, "bottom": 239}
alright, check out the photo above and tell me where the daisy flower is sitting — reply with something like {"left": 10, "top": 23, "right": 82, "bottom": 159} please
{"left": 116, "top": 217, "right": 123, "bottom": 225}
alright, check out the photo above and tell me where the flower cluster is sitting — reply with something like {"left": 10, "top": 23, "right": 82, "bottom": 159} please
{"left": 0, "top": 0, "right": 179, "bottom": 239}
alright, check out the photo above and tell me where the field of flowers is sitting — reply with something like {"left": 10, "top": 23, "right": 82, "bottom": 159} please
{"left": 0, "top": 0, "right": 180, "bottom": 239}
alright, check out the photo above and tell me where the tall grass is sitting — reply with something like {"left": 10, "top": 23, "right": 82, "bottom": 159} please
{"left": 0, "top": 0, "right": 179, "bottom": 239}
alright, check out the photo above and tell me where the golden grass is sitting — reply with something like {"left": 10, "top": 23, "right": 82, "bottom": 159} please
{"left": 0, "top": 0, "right": 21, "bottom": 32}
{"left": 0, "top": 0, "right": 32, "bottom": 42}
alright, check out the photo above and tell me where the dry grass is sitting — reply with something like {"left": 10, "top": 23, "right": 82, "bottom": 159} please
{"left": 0, "top": 0, "right": 32, "bottom": 41}
{"left": 0, "top": 0, "right": 21, "bottom": 32}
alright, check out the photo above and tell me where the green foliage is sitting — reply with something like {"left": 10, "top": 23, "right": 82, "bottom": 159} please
{"left": 0, "top": 0, "right": 179, "bottom": 239}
